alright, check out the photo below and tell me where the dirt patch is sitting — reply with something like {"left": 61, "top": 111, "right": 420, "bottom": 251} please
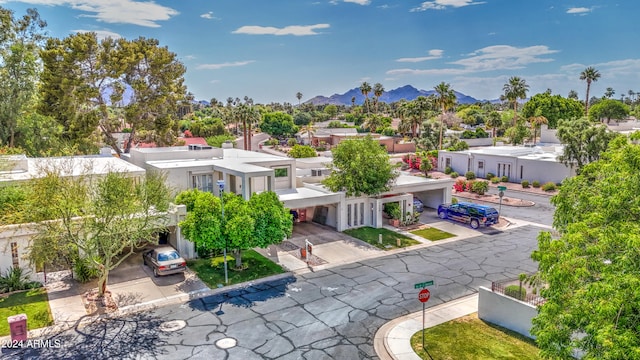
{"left": 83, "top": 289, "right": 118, "bottom": 315}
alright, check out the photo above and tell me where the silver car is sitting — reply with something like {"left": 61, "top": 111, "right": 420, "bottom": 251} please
{"left": 142, "top": 246, "right": 187, "bottom": 277}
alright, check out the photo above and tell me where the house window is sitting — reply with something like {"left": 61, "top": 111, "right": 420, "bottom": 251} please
{"left": 274, "top": 168, "right": 288, "bottom": 177}
{"left": 11, "top": 242, "right": 19, "bottom": 267}
{"left": 360, "top": 203, "right": 365, "bottom": 225}
{"left": 478, "top": 161, "right": 484, "bottom": 170}
{"left": 192, "top": 174, "right": 213, "bottom": 192}
{"left": 520, "top": 165, "right": 523, "bottom": 179}
{"left": 347, "top": 204, "right": 352, "bottom": 227}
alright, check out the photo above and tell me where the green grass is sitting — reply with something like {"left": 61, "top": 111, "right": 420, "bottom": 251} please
{"left": 0, "top": 288, "right": 54, "bottom": 336}
{"left": 343, "top": 227, "right": 420, "bottom": 250}
{"left": 411, "top": 313, "right": 540, "bottom": 360}
{"left": 410, "top": 227, "right": 455, "bottom": 241}
{"left": 187, "top": 249, "right": 285, "bottom": 288}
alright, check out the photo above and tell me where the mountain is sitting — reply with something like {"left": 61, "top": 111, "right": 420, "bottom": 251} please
{"left": 306, "top": 85, "right": 489, "bottom": 106}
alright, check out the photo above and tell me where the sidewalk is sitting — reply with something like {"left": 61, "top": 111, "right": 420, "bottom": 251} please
{"left": 374, "top": 294, "right": 479, "bottom": 360}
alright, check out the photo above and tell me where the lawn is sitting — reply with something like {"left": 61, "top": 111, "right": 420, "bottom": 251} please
{"left": 411, "top": 313, "right": 540, "bottom": 360}
{"left": 187, "top": 249, "right": 285, "bottom": 288}
{"left": 343, "top": 227, "right": 420, "bottom": 250}
{"left": 410, "top": 227, "right": 455, "bottom": 241}
{"left": 0, "top": 288, "right": 54, "bottom": 336}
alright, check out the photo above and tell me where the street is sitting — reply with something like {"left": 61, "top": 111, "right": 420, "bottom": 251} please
{"left": 7, "top": 222, "right": 546, "bottom": 360}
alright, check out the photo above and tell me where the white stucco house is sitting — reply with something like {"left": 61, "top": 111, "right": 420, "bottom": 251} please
{"left": 438, "top": 144, "right": 576, "bottom": 185}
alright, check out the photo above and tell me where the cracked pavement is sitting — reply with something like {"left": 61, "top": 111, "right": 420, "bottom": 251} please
{"left": 5, "top": 225, "right": 542, "bottom": 360}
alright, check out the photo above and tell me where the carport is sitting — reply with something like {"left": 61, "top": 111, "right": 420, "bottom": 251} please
{"left": 277, "top": 185, "right": 344, "bottom": 230}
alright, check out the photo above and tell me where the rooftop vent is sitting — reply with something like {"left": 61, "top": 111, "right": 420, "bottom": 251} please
{"left": 188, "top": 144, "right": 213, "bottom": 151}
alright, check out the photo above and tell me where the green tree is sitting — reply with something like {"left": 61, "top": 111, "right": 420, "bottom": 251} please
{"left": 26, "top": 168, "right": 171, "bottom": 297}
{"left": 175, "top": 189, "right": 223, "bottom": 255}
{"left": 434, "top": 82, "right": 457, "bottom": 150}
{"left": 296, "top": 91, "right": 302, "bottom": 106}
{"left": 588, "top": 99, "right": 630, "bottom": 123}
{"left": 527, "top": 114, "right": 547, "bottom": 145}
{"left": 322, "top": 135, "right": 398, "bottom": 197}
{"left": 604, "top": 87, "right": 615, "bottom": 99}
{"left": 567, "top": 90, "right": 579, "bottom": 100}
{"left": 521, "top": 92, "right": 584, "bottom": 129}
{"left": 556, "top": 117, "right": 616, "bottom": 172}
{"left": 502, "top": 76, "right": 529, "bottom": 124}
{"left": 373, "top": 82, "right": 384, "bottom": 114}
{"left": 360, "top": 81, "right": 372, "bottom": 116}
{"left": 531, "top": 137, "right": 640, "bottom": 359}
{"left": 260, "top": 112, "right": 298, "bottom": 138}
{"left": 505, "top": 118, "right": 530, "bottom": 145}
{"left": 486, "top": 111, "right": 502, "bottom": 139}
{"left": 0, "top": 8, "right": 47, "bottom": 148}
{"left": 288, "top": 144, "right": 317, "bottom": 158}
{"left": 324, "top": 104, "right": 338, "bottom": 119}
{"left": 580, "top": 66, "right": 601, "bottom": 116}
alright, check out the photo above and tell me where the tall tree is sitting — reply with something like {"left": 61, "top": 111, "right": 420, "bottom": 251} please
{"left": 359, "top": 81, "right": 372, "bottom": 116}
{"left": 25, "top": 167, "right": 171, "bottom": 297}
{"left": 434, "top": 82, "right": 457, "bottom": 150}
{"left": 521, "top": 92, "right": 584, "bottom": 129}
{"left": 0, "top": 8, "right": 47, "bottom": 147}
{"left": 486, "top": 111, "right": 502, "bottom": 140}
{"left": 373, "top": 82, "right": 384, "bottom": 114}
{"left": 527, "top": 113, "right": 547, "bottom": 145}
{"left": 502, "top": 76, "right": 529, "bottom": 125}
{"left": 588, "top": 98, "right": 630, "bottom": 123}
{"left": 296, "top": 92, "right": 302, "bottom": 106}
{"left": 580, "top": 66, "right": 601, "bottom": 117}
{"left": 567, "top": 90, "right": 579, "bottom": 100}
{"left": 532, "top": 137, "right": 640, "bottom": 359}
{"left": 39, "top": 33, "right": 186, "bottom": 155}
{"left": 604, "top": 87, "right": 615, "bottom": 99}
{"left": 322, "top": 135, "right": 398, "bottom": 197}
{"left": 556, "top": 117, "right": 616, "bottom": 172}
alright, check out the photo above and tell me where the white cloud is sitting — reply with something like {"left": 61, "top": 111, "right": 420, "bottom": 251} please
{"left": 232, "top": 24, "right": 330, "bottom": 36}
{"left": 344, "top": 0, "right": 371, "bottom": 5}
{"left": 72, "top": 29, "right": 121, "bottom": 40}
{"left": 196, "top": 61, "right": 255, "bottom": 70}
{"left": 200, "top": 11, "right": 217, "bottom": 20}
{"left": 411, "top": 0, "right": 486, "bottom": 12}
{"left": 567, "top": 7, "right": 591, "bottom": 14}
{"left": 387, "top": 45, "right": 558, "bottom": 76}
{"left": 562, "top": 59, "right": 640, "bottom": 77}
{"left": 9, "top": 0, "right": 178, "bottom": 27}
{"left": 396, "top": 49, "right": 444, "bottom": 63}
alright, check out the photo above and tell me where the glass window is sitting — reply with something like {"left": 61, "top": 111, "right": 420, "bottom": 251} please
{"left": 192, "top": 174, "right": 213, "bottom": 192}
{"left": 347, "top": 204, "right": 352, "bottom": 226}
{"left": 274, "top": 168, "right": 288, "bottom": 177}
{"left": 11, "top": 242, "right": 18, "bottom": 267}
{"left": 360, "top": 203, "right": 364, "bottom": 225}
{"left": 354, "top": 204, "right": 358, "bottom": 226}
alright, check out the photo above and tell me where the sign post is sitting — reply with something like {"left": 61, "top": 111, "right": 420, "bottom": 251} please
{"left": 418, "top": 289, "right": 434, "bottom": 360}
{"left": 497, "top": 185, "right": 506, "bottom": 215}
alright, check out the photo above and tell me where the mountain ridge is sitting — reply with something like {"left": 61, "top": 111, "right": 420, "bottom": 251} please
{"left": 306, "top": 85, "right": 494, "bottom": 106}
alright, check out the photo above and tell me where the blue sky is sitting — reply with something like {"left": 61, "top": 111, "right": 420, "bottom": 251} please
{"left": 2, "top": 0, "right": 639, "bottom": 104}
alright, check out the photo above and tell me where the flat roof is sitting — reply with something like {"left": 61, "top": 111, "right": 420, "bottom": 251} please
{"left": 276, "top": 186, "right": 338, "bottom": 202}
{"left": 0, "top": 156, "right": 145, "bottom": 182}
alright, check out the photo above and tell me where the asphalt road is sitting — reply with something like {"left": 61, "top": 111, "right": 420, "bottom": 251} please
{"left": 7, "top": 224, "right": 544, "bottom": 360}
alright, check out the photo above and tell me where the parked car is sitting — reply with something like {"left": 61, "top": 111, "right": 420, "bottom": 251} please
{"left": 142, "top": 246, "right": 187, "bottom": 277}
{"left": 437, "top": 202, "right": 499, "bottom": 229}
{"left": 413, "top": 197, "right": 424, "bottom": 213}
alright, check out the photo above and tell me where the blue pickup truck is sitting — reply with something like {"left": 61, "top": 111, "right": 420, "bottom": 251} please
{"left": 437, "top": 202, "right": 499, "bottom": 229}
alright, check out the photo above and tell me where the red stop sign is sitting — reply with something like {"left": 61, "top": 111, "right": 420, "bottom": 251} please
{"left": 418, "top": 288, "right": 430, "bottom": 303}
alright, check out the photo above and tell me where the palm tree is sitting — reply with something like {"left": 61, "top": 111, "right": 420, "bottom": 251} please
{"left": 296, "top": 92, "right": 303, "bottom": 106}
{"left": 373, "top": 83, "right": 384, "bottom": 114}
{"left": 568, "top": 90, "right": 579, "bottom": 100}
{"left": 486, "top": 111, "right": 502, "bottom": 140}
{"left": 528, "top": 114, "right": 548, "bottom": 145}
{"left": 360, "top": 82, "right": 372, "bottom": 116}
{"left": 351, "top": 96, "right": 356, "bottom": 108}
{"left": 363, "top": 115, "right": 384, "bottom": 133}
{"left": 434, "top": 82, "right": 457, "bottom": 150}
{"left": 604, "top": 87, "right": 615, "bottom": 99}
{"left": 502, "top": 76, "right": 529, "bottom": 125}
{"left": 580, "top": 66, "right": 601, "bottom": 116}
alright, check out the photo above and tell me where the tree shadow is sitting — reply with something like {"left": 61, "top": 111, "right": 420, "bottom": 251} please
{"left": 188, "top": 275, "right": 297, "bottom": 312}
{"left": 1, "top": 312, "right": 169, "bottom": 360}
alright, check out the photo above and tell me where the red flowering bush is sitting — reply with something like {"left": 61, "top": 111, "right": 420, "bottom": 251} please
{"left": 453, "top": 179, "right": 466, "bottom": 192}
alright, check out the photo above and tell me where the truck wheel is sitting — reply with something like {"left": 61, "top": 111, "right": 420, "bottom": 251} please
{"left": 470, "top": 219, "right": 480, "bottom": 229}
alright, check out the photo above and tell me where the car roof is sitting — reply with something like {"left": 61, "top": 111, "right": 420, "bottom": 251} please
{"left": 457, "top": 202, "right": 497, "bottom": 211}
{"left": 154, "top": 246, "right": 179, "bottom": 253}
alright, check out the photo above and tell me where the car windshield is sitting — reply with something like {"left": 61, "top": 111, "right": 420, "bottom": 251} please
{"left": 157, "top": 251, "right": 180, "bottom": 262}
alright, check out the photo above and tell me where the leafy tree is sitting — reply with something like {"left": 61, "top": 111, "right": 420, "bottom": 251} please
{"left": 398, "top": 96, "right": 434, "bottom": 138}
{"left": 456, "top": 105, "right": 485, "bottom": 126}
{"left": 532, "top": 137, "right": 640, "bottom": 359}
{"left": 415, "top": 120, "right": 441, "bottom": 151}
{"left": 556, "top": 117, "right": 616, "bottom": 172}
{"left": 324, "top": 104, "right": 338, "bottom": 119}
{"left": 288, "top": 144, "right": 317, "bottom": 158}
{"left": 15, "top": 113, "right": 74, "bottom": 156}
{"left": 588, "top": 99, "right": 630, "bottom": 123}
{"left": 260, "top": 112, "right": 298, "bottom": 138}
{"left": 39, "top": 33, "right": 187, "bottom": 155}
{"left": 505, "top": 118, "right": 530, "bottom": 145}
{"left": 323, "top": 136, "right": 398, "bottom": 197}
{"left": 25, "top": 168, "right": 172, "bottom": 297}
{"left": 521, "top": 92, "right": 584, "bottom": 129}
{"left": 0, "top": 7, "right": 47, "bottom": 148}
{"left": 294, "top": 111, "right": 312, "bottom": 126}
{"left": 502, "top": 76, "right": 529, "bottom": 124}
{"left": 206, "top": 134, "right": 236, "bottom": 148}
{"left": 567, "top": 90, "right": 579, "bottom": 100}
{"left": 434, "top": 82, "right": 457, "bottom": 149}
{"left": 580, "top": 66, "right": 601, "bottom": 116}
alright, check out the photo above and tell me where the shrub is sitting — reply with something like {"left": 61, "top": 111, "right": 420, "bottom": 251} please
{"left": 453, "top": 179, "right": 466, "bottom": 192}
{"left": 521, "top": 180, "right": 530, "bottom": 188}
{"left": 501, "top": 175, "right": 508, "bottom": 182}
{"left": 289, "top": 144, "right": 317, "bottom": 158}
{"left": 444, "top": 166, "right": 453, "bottom": 175}
{"left": 450, "top": 172, "right": 459, "bottom": 178}
{"left": 211, "top": 255, "right": 236, "bottom": 268}
{"left": 471, "top": 180, "right": 489, "bottom": 195}
{"left": 383, "top": 202, "right": 402, "bottom": 220}
{"left": 486, "top": 172, "right": 495, "bottom": 180}
{"left": 287, "top": 138, "right": 297, "bottom": 147}
{"left": 465, "top": 171, "right": 476, "bottom": 180}
{"left": 206, "top": 134, "right": 236, "bottom": 148}
{"left": 505, "top": 285, "right": 526, "bottom": 300}
{"left": 465, "top": 180, "right": 474, "bottom": 192}
{"left": 542, "top": 182, "right": 556, "bottom": 191}
{"left": 491, "top": 177, "right": 500, "bottom": 184}
{"left": 451, "top": 197, "right": 458, "bottom": 204}
{"left": 0, "top": 267, "right": 41, "bottom": 293}
{"left": 73, "top": 258, "right": 100, "bottom": 283}
{"left": 532, "top": 180, "right": 541, "bottom": 188}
